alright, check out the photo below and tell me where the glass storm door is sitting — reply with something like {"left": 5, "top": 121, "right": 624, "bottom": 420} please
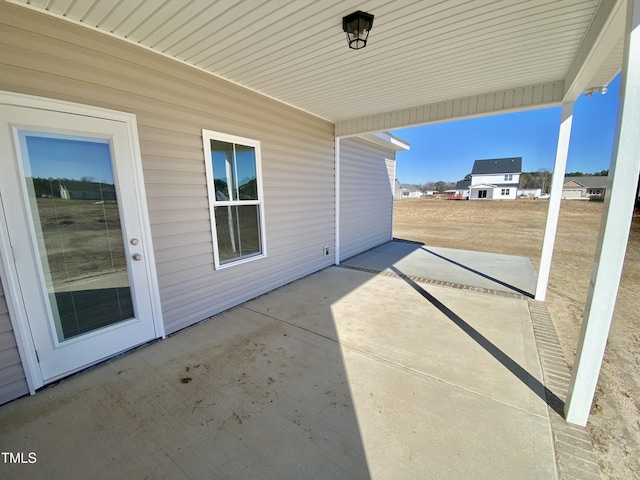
{"left": 0, "top": 103, "right": 157, "bottom": 383}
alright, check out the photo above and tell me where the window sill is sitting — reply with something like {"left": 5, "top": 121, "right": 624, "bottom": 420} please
{"left": 215, "top": 253, "right": 267, "bottom": 270}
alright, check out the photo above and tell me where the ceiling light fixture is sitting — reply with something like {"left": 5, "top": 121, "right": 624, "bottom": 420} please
{"left": 585, "top": 86, "right": 608, "bottom": 97}
{"left": 342, "top": 11, "right": 374, "bottom": 50}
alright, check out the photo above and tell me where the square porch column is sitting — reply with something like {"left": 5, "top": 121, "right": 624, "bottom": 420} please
{"left": 535, "top": 102, "right": 574, "bottom": 301}
{"left": 565, "top": 0, "right": 640, "bottom": 426}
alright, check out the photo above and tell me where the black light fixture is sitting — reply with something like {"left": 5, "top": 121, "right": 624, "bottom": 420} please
{"left": 342, "top": 10, "right": 374, "bottom": 50}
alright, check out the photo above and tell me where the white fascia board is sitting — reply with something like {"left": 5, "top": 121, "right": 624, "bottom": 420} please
{"left": 336, "top": 81, "right": 564, "bottom": 137}
{"left": 469, "top": 184, "right": 498, "bottom": 189}
{"left": 354, "top": 131, "right": 410, "bottom": 151}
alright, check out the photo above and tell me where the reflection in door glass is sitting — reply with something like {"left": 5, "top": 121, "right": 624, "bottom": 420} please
{"left": 19, "top": 132, "right": 134, "bottom": 342}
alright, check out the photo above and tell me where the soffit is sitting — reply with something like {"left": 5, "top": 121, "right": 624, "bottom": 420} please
{"left": 11, "top": 0, "right": 622, "bottom": 122}
{"left": 587, "top": 38, "right": 624, "bottom": 89}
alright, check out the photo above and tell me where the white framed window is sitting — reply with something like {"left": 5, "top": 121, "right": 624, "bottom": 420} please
{"left": 202, "top": 130, "right": 267, "bottom": 269}
{"left": 504, "top": 174, "right": 513, "bottom": 181}
{"left": 501, "top": 188, "right": 510, "bottom": 196}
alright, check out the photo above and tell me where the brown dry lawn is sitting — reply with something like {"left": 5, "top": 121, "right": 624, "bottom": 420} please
{"left": 393, "top": 198, "right": 640, "bottom": 480}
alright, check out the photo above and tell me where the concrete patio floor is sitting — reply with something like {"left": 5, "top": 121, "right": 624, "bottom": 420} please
{"left": 0, "top": 244, "right": 559, "bottom": 479}
{"left": 342, "top": 240, "right": 538, "bottom": 298}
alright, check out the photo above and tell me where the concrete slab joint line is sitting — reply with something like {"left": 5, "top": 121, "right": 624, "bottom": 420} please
{"left": 527, "top": 300, "right": 602, "bottom": 480}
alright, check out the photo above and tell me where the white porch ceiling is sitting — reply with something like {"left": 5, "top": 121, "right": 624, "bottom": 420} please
{"left": 10, "top": 0, "right": 624, "bottom": 128}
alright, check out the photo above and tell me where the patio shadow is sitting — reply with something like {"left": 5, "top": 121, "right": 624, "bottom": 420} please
{"left": 419, "top": 246, "right": 535, "bottom": 298}
{"left": 389, "top": 265, "right": 564, "bottom": 417}
{"left": 342, "top": 239, "right": 537, "bottom": 298}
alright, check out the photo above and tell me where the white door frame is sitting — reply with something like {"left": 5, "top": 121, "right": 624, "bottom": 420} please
{"left": 0, "top": 91, "right": 164, "bottom": 392}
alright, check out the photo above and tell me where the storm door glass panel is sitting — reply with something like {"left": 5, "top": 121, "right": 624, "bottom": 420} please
{"left": 19, "top": 132, "right": 134, "bottom": 342}
{"left": 214, "top": 205, "right": 261, "bottom": 264}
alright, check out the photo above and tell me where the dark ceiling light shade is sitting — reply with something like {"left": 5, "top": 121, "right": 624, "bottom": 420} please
{"left": 342, "top": 10, "right": 374, "bottom": 50}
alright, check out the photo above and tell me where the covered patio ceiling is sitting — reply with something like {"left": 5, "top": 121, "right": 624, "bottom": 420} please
{"left": 10, "top": 0, "right": 624, "bottom": 134}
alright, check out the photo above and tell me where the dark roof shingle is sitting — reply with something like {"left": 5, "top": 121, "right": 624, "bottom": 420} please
{"left": 472, "top": 157, "right": 522, "bottom": 175}
{"left": 563, "top": 176, "right": 608, "bottom": 188}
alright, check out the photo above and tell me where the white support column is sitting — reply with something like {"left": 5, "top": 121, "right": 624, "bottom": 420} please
{"left": 565, "top": 0, "right": 640, "bottom": 426}
{"left": 335, "top": 137, "right": 341, "bottom": 265}
{"left": 535, "top": 102, "right": 574, "bottom": 301}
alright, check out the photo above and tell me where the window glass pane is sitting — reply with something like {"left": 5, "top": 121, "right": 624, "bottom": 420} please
{"left": 210, "top": 140, "right": 236, "bottom": 201}
{"left": 215, "top": 205, "right": 240, "bottom": 263}
{"left": 235, "top": 144, "right": 258, "bottom": 200}
{"left": 237, "top": 204, "right": 260, "bottom": 256}
{"left": 21, "top": 134, "right": 133, "bottom": 341}
{"left": 214, "top": 205, "right": 261, "bottom": 264}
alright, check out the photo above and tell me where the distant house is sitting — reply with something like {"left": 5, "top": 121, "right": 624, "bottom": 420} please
{"left": 59, "top": 182, "right": 117, "bottom": 201}
{"left": 422, "top": 190, "right": 438, "bottom": 196}
{"left": 405, "top": 184, "right": 423, "bottom": 198}
{"left": 394, "top": 179, "right": 407, "bottom": 199}
{"left": 562, "top": 176, "right": 608, "bottom": 199}
{"left": 446, "top": 180, "right": 470, "bottom": 199}
{"left": 394, "top": 180, "right": 422, "bottom": 199}
{"left": 469, "top": 157, "right": 521, "bottom": 200}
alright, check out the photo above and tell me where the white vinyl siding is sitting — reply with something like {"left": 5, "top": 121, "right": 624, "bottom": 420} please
{"left": 339, "top": 137, "right": 396, "bottom": 261}
{"left": 471, "top": 173, "right": 520, "bottom": 185}
{"left": 0, "top": 3, "right": 335, "bottom": 342}
{"left": 562, "top": 189, "right": 584, "bottom": 199}
{"left": 0, "top": 276, "right": 29, "bottom": 405}
{"left": 386, "top": 159, "right": 396, "bottom": 195}
{"left": 500, "top": 187, "right": 518, "bottom": 199}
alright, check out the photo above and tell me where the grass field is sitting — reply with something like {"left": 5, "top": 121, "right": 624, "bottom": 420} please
{"left": 393, "top": 198, "right": 640, "bottom": 480}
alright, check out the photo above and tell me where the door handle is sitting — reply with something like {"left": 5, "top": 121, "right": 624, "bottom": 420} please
{"left": 132, "top": 253, "right": 143, "bottom": 261}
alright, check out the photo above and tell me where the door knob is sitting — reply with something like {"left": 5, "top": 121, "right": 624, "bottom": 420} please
{"left": 130, "top": 238, "right": 139, "bottom": 245}
{"left": 132, "top": 253, "right": 143, "bottom": 261}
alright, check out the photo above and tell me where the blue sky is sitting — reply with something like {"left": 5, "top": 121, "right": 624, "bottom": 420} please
{"left": 393, "top": 74, "right": 621, "bottom": 184}
{"left": 21, "top": 134, "right": 115, "bottom": 184}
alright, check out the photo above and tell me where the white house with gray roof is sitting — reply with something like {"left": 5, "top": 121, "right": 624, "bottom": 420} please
{"left": 469, "top": 157, "right": 522, "bottom": 200}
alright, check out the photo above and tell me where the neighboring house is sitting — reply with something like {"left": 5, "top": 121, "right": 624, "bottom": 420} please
{"left": 59, "top": 183, "right": 117, "bottom": 201}
{"left": 394, "top": 179, "right": 408, "bottom": 199}
{"left": 468, "top": 158, "right": 522, "bottom": 200}
{"left": 447, "top": 180, "right": 471, "bottom": 199}
{"left": 393, "top": 181, "right": 422, "bottom": 198}
{"left": 405, "top": 184, "right": 422, "bottom": 198}
{"left": 422, "top": 190, "right": 438, "bottom": 196}
{"left": 562, "top": 176, "right": 608, "bottom": 199}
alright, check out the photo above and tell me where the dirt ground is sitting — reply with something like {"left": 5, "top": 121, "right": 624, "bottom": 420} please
{"left": 393, "top": 198, "right": 640, "bottom": 480}
{"left": 35, "top": 198, "right": 127, "bottom": 284}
